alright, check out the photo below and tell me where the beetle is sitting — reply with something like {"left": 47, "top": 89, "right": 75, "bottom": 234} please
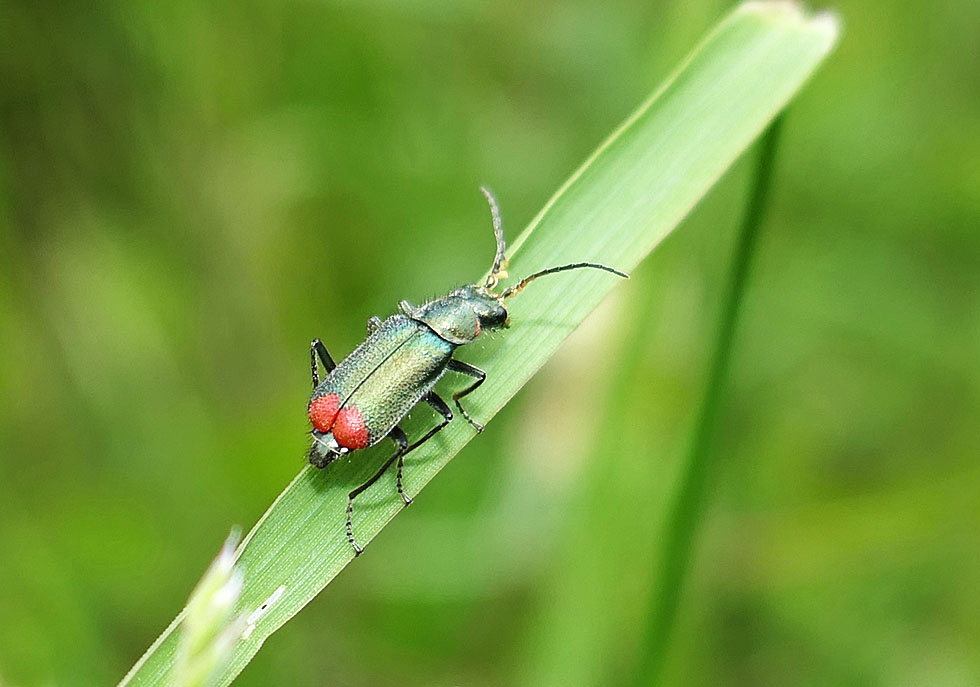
{"left": 308, "top": 187, "right": 627, "bottom": 554}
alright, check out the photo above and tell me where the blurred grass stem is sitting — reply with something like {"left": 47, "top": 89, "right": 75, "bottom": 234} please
{"left": 633, "top": 116, "right": 785, "bottom": 685}
{"left": 173, "top": 531, "right": 245, "bottom": 687}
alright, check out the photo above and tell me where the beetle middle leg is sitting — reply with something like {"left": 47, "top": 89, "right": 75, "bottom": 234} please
{"left": 395, "top": 392, "right": 455, "bottom": 504}
{"left": 404, "top": 393, "right": 452, "bottom": 449}
{"left": 310, "top": 338, "right": 336, "bottom": 387}
{"left": 447, "top": 359, "right": 487, "bottom": 432}
{"left": 389, "top": 426, "right": 413, "bottom": 506}
{"left": 345, "top": 393, "right": 454, "bottom": 555}
{"left": 346, "top": 429, "right": 408, "bottom": 556}
{"left": 390, "top": 393, "right": 455, "bottom": 507}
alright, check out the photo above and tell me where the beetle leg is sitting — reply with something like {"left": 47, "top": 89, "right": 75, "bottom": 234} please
{"left": 366, "top": 315, "right": 383, "bottom": 333}
{"left": 397, "top": 392, "right": 456, "bottom": 473}
{"left": 344, "top": 394, "right": 457, "bottom": 554}
{"left": 447, "top": 359, "right": 487, "bottom": 432}
{"left": 389, "top": 395, "right": 454, "bottom": 506}
{"left": 310, "top": 338, "right": 336, "bottom": 387}
{"left": 388, "top": 426, "right": 413, "bottom": 505}
{"left": 346, "top": 434, "right": 406, "bottom": 556}
{"left": 406, "top": 393, "right": 453, "bottom": 452}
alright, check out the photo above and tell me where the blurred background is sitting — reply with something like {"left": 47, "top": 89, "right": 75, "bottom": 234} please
{"left": 1, "top": 0, "right": 977, "bottom": 685}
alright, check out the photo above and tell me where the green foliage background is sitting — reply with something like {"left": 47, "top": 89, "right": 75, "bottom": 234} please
{"left": 0, "top": 1, "right": 976, "bottom": 686}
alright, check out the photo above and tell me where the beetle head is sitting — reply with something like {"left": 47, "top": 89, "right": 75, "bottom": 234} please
{"left": 456, "top": 285, "right": 509, "bottom": 330}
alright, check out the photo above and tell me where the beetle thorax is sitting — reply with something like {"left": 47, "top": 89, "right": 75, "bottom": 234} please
{"left": 414, "top": 285, "right": 508, "bottom": 345}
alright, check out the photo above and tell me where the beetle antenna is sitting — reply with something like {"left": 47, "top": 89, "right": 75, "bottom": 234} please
{"left": 501, "top": 262, "right": 629, "bottom": 299}
{"left": 480, "top": 186, "right": 508, "bottom": 288}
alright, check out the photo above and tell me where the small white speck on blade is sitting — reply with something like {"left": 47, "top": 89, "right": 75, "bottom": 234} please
{"left": 241, "top": 585, "right": 287, "bottom": 639}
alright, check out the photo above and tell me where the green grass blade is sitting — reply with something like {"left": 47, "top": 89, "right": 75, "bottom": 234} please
{"left": 119, "top": 4, "right": 838, "bottom": 685}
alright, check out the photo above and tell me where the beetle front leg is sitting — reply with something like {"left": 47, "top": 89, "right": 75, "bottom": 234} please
{"left": 310, "top": 338, "right": 336, "bottom": 388}
{"left": 447, "top": 359, "right": 487, "bottom": 432}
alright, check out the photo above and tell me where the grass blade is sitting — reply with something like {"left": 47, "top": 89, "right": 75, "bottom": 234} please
{"left": 120, "top": 4, "right": 838, "bottom": 685}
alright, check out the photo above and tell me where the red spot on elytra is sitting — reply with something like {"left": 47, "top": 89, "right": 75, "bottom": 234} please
{"left": 333, "top": 406, "right": 370, "bottom": 450}
{"left": 308, "top": 393, "right": 340, "bottom": 433}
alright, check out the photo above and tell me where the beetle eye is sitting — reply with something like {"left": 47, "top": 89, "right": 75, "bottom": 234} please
{"left": 480, "top": 304, "right": 508, "bottom": 328}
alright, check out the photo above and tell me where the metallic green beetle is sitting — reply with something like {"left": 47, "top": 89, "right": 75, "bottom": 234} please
{"left": 308, "top": 188, "right": 627, "bottom": 554}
